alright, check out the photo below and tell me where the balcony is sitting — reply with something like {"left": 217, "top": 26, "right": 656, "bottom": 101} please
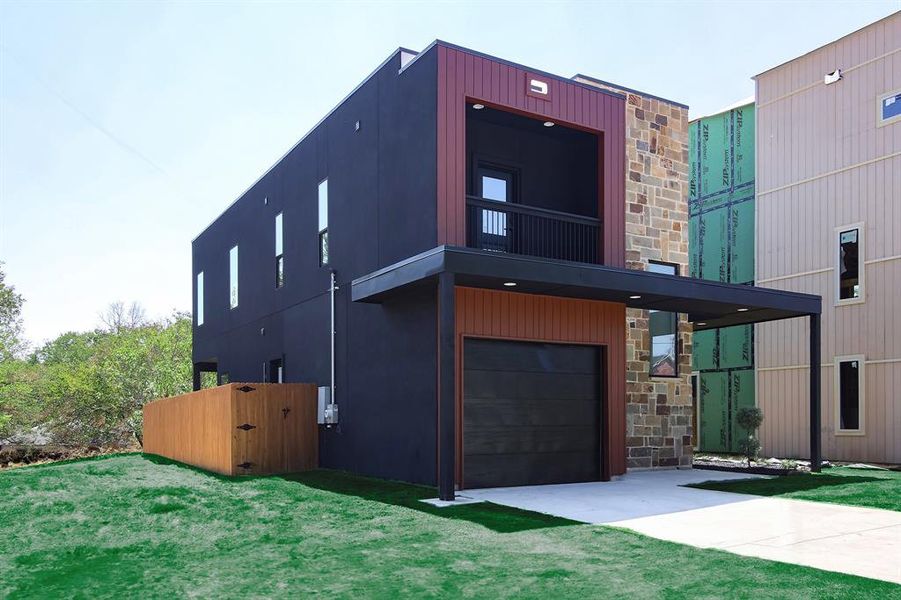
{"left": 465, "top": 195, "right": 601, "bottom": 264}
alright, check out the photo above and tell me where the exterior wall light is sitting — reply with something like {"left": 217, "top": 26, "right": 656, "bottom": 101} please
{"left": 737, "top": 308, "right": 749, "bottom": 312}
{"left": 696, "top": 322, "right": 707, "bottom": 326}
{"left": 629, "top": 295, "right": 641, "bottom": 299}
{"left": 543, "top": 121, "right": 555, "bottom": 127}
{"left": 472, "top": 103, "right": 485, "bottom": 110}
{"left": 503, "top": 282, "right": 517, "bottom": 287}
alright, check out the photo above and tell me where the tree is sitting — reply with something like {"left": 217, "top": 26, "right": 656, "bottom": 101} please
{"left": 0, "top": 263, "right": 25, "bottom": 361}
{"left": 736, "top": 407, "right": 764, "bottom": 468}
{"left": 99, "top": 301, "right": 147, "bottom": 333}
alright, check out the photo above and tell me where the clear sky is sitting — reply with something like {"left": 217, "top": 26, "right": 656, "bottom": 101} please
{"left": 1, "top": 0, "right": 898, "bottom": 348}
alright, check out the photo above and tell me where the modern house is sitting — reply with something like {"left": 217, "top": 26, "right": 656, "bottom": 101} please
{"left": 754, "top": 13, "right": 901, "bottom": 464}
{"left": 192, "top": 41, "right": 822, "bottom": 500}
{"left": 688, "top": 99, "right": 756, "bottom": 453}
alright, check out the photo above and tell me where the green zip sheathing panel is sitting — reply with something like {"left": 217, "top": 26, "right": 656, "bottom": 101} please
{"left": 689, "top": 103, "right": 755, "bottom": 453}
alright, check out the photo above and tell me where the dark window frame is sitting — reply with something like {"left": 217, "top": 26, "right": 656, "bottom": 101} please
{"left": 835, "top": 355, "right": 865, "bottom": 434}
{"left": 275, "top": 212, "right": 285, "bottom": 289}
{"left": 318, "top": 178, "right": 329, "bottom": 267}
{"left": 647, "top": 260, "right": 680, "bottom": 378}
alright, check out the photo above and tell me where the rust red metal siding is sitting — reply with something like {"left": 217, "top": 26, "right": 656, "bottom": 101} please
{"left": 437, "top": 45, "right": 626, "bottom": 267}
{"left": 455, "top": 287, "right": 628, "bottom": 483}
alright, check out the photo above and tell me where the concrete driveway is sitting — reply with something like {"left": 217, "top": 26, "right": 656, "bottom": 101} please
{"left": 463, "top": 469, "right": 901, "bottom": 584}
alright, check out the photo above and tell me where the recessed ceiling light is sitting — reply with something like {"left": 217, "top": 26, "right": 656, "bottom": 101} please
{"left": 737, "top": 308, "right": 749, "bottom": 312}
{"left": 629, "top": 295, "right": 641, "bottom": 299}
{"left": 503, "top": 282, "right": 517, "bottom": 287}
{"left": 472, "top": 103, "right": 485, "bottom": 110}
{"left": 543, "top": 121, "right": 555, "bottom": 127}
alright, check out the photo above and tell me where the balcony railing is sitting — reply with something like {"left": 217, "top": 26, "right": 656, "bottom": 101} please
{"left": 465, "top": 195, "right": 601, "bottom": 264}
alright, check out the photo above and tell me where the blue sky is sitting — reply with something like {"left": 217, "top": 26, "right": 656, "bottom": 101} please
{"left": 1, "top": 0, "right": 897, "bottom": 347}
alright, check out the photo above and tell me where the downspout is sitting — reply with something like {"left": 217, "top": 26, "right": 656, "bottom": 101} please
{"left": 324, "top": 269, "right": 339, "bottom": 425}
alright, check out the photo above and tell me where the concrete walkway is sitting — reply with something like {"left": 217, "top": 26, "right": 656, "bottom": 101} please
{"left": 464, "top": 469, "right": 901, "bottom": 584}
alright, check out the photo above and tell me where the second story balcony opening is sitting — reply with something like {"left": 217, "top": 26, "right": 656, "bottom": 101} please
{"left": 465, "top": 103, "right": 601, "bottom": 264}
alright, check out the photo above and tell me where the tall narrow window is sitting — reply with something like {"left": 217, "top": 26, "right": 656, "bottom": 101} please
{"left": 836, "top": 225, "right": 863, "bottom": 302}
{"left": 196, "top": 271, "right": 204, "bottom": 326}
{"left": 835, "top": 356, "right": 864, "bottom": 433}
{"left": 229, "top": 245, "right": 239, "bottom": 309}
{"left": 275, "top": 212, "right": 284, "bottom": 288}
{"left": 318, "top": 179, "right": 329, "bottom": 266}
{"left": 648, "top": 261, "right": 678, "bottom": 377}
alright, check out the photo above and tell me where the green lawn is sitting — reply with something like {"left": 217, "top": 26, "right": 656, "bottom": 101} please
{"left": 2, "top": 455, "right": 898, "bottom": 599}
{"left": 688, "top": 466, "right": 901, "bottom": 512}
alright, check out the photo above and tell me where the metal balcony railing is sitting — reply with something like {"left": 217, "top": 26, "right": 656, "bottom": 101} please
{"left": 465, "top": 195, "right": 601, "bottom": 264}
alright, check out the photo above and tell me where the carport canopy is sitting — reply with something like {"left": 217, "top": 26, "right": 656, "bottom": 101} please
{"left": 351, "top": 246, "right": 823, "bottom": 501}
{"left": 352, "top": 246, "right": 820, "bottom": 331}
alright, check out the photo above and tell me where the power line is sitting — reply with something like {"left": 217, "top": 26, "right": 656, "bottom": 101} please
{"left": 0, "top": 43, "right": 167, "bottom": 175}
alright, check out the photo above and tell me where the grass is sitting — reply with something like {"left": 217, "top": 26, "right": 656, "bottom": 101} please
{"left": 2, "top": 455, "right": 899, "bottom": 599}
{"left": 688, "top": 466, "right": 901, "bottom": 512}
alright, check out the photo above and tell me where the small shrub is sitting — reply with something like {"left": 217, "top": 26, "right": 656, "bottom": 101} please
{"left": 736, "top": 407, "right": 764, "bottom": 467}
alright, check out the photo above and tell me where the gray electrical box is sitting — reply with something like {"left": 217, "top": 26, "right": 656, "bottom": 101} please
{"left": 317, "top": 386, "right": 330, "bottom": 424}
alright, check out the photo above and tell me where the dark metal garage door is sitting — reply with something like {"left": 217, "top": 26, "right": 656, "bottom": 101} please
{"left": 463, "top": 338, "right": 601, "bottom": 489}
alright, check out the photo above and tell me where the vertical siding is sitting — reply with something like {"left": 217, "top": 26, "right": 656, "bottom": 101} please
{"left": 756, "top": 13, "right": 901, "bottom": 463}
{"left": 437, "top": 45, "right": 626, "bottom": 266}
{"left": 455, "top": 287, "right": 627, "bottom": 483}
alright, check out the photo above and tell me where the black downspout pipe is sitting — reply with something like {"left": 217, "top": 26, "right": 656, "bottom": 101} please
{"left": 809, "top": 313, "right": 821, "bottom": 473}
{"left": 438, "top": 272, "right": 456, "bottom": 501}
{"left": 192, "top": 364, "right": 201, "bottom": 392}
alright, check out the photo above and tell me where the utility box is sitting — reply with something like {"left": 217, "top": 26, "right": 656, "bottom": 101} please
{"left": 317, "top": 386, "right": 330, "bottom": 425}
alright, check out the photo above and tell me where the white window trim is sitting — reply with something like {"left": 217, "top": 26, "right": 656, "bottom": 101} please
{"left": 834, "top": 222, "right": 865, "bottom": 307}
{"left": 318, "top": 178, "right": 328, "bottom": 235}
{"left": 275, "top": 212, "right": 284, "bottom": 257}
{"left": 229, "top": 245, "right": 239, "bottom": 309}
{"left": 876, "top": 88, "right": 901, "bottom": 128}
{"left": 196, "top": 271, "right": 204, "bottom": 326}
{"left": 834, "top": 354, "right": 865, "bottom": 436}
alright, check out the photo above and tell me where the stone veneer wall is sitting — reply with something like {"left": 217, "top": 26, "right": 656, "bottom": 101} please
{"left": 575, "top": 78, "right": 693, "bottom": 469}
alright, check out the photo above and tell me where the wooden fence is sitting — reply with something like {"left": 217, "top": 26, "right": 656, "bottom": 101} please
{"left": 143, "top": 383, "right": 318, "bottom": 476}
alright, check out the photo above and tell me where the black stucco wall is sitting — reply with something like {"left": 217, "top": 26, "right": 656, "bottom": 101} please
{"left": 191, "top": 49, "right": 439, "bottom": 484}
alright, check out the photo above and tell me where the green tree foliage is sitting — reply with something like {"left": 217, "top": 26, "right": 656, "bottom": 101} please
{"left": 0, "top": 274, "right": 193, "bottom": 445}
{"left": 32, "top": 311, "right": 193, "bottom": 446}
{"left": 0, "top": 263, "right": 25, "bottom": 361}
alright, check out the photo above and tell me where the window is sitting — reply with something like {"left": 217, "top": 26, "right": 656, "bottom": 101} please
{"left": 318, "top": 179, "right": 328, "bottom": 266}
{"left": 836, "top": 225, "right": 863, "bottom": 303}
{"left": 275, "top": 212, "right": 284, "bottom": 288}
{"left": 648, "top": 261, "right": 678, "bottom": 377}
{"left": 196, "top": 271, "right": 204, "bottom": 326}
{"left": 229, "top": 245, "right": 239, "bottom": 309}
{"left": 878, "top": 89, "right": 901, "bottom": 126}
{"left": 835, "top": 356, "right": 864, "bottom": 434}
{"left": 269, "top": 358, "right": 284, "bottom": 383}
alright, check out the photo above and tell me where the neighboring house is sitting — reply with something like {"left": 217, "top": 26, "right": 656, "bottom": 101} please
{"left": 754, "top": 13, "right": 901, "bottom": 464}
{"left": 192, "top": 41, "right": 821, "bottom": 500}
{"left": 688, "top": 100, "right": 756, "bottom": 453}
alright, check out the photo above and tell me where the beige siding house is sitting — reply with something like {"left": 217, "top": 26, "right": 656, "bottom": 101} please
{"left": 754, "top": 13, "right": 901, "bottom": 464}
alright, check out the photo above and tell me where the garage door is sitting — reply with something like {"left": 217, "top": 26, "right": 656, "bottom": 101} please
{"left": 463, "top": 338, "right": 601, "bottom": 489}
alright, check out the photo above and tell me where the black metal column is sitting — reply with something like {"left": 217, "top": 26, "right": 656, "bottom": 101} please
{"left": 192, "top": 364, "right": 201, "bottom": 392}
{"left": 809, "top": 313, "right": 822, "bottom": 472}
{"left": 438, "top": 272, "right": 456, "bottom": 501}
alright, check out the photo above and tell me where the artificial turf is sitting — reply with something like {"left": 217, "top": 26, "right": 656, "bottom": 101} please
{"left": 1, "top": 454, "right": 898, "bottom": 599}
{"left": 688, "top": 466, "right": 901, "bottom": 512}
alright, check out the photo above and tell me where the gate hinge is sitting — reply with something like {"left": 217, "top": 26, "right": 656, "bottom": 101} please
{"left": 236, "top": 423, "right": 257, "bottom": 431}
